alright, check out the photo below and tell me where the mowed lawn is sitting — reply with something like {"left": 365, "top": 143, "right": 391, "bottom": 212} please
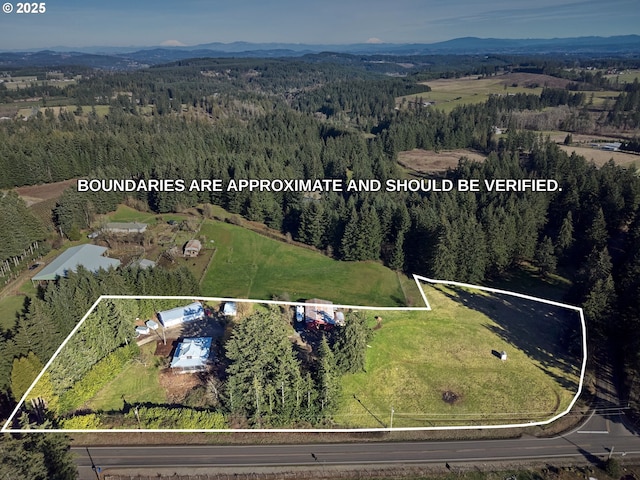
{"left": 85, "top": 347, "right": 166, "bottom": 412}
{"left": 0, "top": 295, "right": 25, "bottom": 331}
{"left": 335, "top": 284, "right": 582, "bottom": 428}
{"left": 200, "top": 220, "right": 413, "bottom": 307}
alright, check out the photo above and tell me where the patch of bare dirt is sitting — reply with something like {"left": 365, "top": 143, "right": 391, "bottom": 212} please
{"left": 14, "top": 178, "right": 77, "bottom": 206}
{"left": 397, "top": 149, "right": 486, "bottom": 173}
{"left": 442, "top": 390, "right": 461, "bottom": 405}
{"left": 154, "top": 339, "right": 178, "bottom": 357}
{"left": 158, "top": 369, "right": 202, "bottom": 403}
{"left": 558, "top": 145, "right": 640, "bottom": 168}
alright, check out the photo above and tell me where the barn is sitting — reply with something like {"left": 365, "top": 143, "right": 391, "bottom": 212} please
{"left": 32, "top": 244, "right": 120, "bottom": 282}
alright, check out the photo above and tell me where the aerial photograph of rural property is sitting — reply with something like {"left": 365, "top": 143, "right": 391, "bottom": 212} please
{"left": 1, "top": 0, "right": 640, "bottom": 479}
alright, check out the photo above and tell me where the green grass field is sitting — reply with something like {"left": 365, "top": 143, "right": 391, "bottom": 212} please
{"left": 0, "top": 295, "right": 25, "bottom": 331}
{"left": 199, "top": 220, "right": 417, "bottom": 306}
{"left": 107, "top": 205, "right": 187, "bottom": 225}
{"left": 335, "top": 284, "right": 581, "bottom": 428}
{"left": 397, "top": 76, "right": 544, "bottom": 113}
{"left": 606, "top": 69, "right": 640, "bottom": 84}
{"left": 85, "top": 344, "right": 166, "bottom": 412}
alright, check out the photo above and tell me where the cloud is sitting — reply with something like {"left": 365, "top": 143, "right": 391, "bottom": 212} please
{"left": 160, "top": 39, "right": 187, "bottom": 47}
{"left": 366, "top": 37, "right": 383, "bottom": 44}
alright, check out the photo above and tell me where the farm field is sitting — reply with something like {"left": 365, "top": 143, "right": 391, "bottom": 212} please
{"left": 606, "top": 69, "right": 640, "bottom": 84}
{"left": 199, "top": 219, "right": 416, "bottom": 307}
{"left": 396, "top": 73, "right": 561, "bottom": 112}
{"left": 336, "top": 283, "right": 582, "bottom": 428}
{"left": 397, "top": 148, "right": 487, "bottom": 173}
{"left": 1, "top": 77, "right": 75, "bottom": 91}
{"left": 539, "top": 130, "right": 625, "bottom": 145}
{"left": 558, "top": 144, "right": 640, "bottom": 168}
{"left": 106, "top": 204, "right": 189, "bottom": 226}
{"left": 15, "top": 178, "right": 77, "bottom": 206}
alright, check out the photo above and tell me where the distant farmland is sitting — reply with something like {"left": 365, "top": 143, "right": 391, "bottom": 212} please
{"left": 559, "top": 145, "right": 639, "bottom": 168}
{"left": 397, "top": 148, "right": 487, "bottom": 174}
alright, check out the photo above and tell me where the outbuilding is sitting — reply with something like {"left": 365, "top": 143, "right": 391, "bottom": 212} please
{"left": 32, "top": 244, "right": 120, "bottom": 282}
{"left": 222, "top": 302, "right": 237, "bottom": 317}
{"left": 157, "top": 302, "right": 205, "bottom": 329}
{"left": 184, "top": 239, "right": 202, "bottom": 257}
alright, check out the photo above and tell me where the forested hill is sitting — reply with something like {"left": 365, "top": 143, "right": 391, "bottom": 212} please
{"left": 1, "top": 54, "right": 640, "bottom": 422}
{"left": 2, "top": 35, "right": 640, "bottom": 68}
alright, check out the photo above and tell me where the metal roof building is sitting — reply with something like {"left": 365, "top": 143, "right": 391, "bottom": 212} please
{"left": 157, "top": 302, "right": 205, "bottom": 328}
{"left": 130, "top": 258, "right": 156, "bottom": 269}
{"left": 170, "top": 337, "right": 213, "bottom": 372}
{"left": 32, "top": 244, "right": 120, "bottom": 281}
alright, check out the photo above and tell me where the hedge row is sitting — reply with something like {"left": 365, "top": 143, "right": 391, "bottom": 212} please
{"left": 58, "top": 343, "right": 139, "bottom": 413}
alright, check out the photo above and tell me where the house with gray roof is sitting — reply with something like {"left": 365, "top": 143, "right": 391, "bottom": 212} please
{"left": 170, "top": 337, "right": 213, "bottom": 373}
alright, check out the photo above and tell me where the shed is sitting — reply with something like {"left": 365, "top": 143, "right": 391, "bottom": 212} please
{"left": 145, "top": 319, "right": 159, "bottom": 330}
{"left": 32, "top": 244, "right": 120, "bottom": 282}
{"left": 500, "top": 351, "right": 507, "bottom": 361}
{"left": 131, "top": 258, "right": 156, "bottom": 269}
{"left": 135, "top": 325, "right": 150, "bottom": 336}
{"left": 222, "top": 302, "right": 237, "bottom": 317}
{"left": 183, "top": 239, "right": 202, "bottom": 257}
{"left": 170, "top": 337, "right": 213, "bottom": 373}
{"left": 157, "top": 302, "right": 205, "bottom": 329}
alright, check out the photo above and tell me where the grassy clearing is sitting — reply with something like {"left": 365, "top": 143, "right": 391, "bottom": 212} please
{"left": 335, "top": 284, "right": 581, "bottom": 428}
{"left": 397, "top": 148, "right": 486, "bottom": 173}
{"left": 85, "top": 344, "right": 166, "bottom": 412}
{"left": 397, "top": 75, "right": 546, "bottom": 113}
{"left": 589, "top": 90, "right": 621, "bottom": 109}
{"left": 558, "top": 145, "right": 639, "bottom": 168}
{"left": 606, "top": 69, "right": 640, "bottom": 84}
{"left": 107, "top": 205, "right": 186, "bottom": 225}
{"left": 199, "top": 220, "right": 410, "bottom": 307}
{"left": 0, "top": 295, "right": 25, "bottom": 331}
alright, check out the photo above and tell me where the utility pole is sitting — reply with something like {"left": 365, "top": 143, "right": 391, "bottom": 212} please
{"left": 390, "top": 407, "right": 394, "bottom": 430}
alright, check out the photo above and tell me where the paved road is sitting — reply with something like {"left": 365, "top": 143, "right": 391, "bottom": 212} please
{"left": 72, "top": 353, "right": 640, "bottom": 479}
{"left": 73, "top": 411, "right": 640, "bottom": 479}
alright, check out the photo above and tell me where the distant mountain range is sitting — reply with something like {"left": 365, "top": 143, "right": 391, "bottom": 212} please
{"left": 1, "top": 35, "right": 639, "bottom": 69}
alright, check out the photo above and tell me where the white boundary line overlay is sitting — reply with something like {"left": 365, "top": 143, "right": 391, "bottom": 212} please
{"left": 2, "top": 274, "right": 586, "bottom": 434}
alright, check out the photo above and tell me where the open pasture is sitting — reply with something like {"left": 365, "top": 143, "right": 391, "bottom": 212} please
{"left": 336, "top": 283, "right": 582, "bottom": 428}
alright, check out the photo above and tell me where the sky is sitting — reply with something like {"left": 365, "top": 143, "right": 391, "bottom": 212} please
{"left": 0, "top": 0, "right": 639, "bottom": 50}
